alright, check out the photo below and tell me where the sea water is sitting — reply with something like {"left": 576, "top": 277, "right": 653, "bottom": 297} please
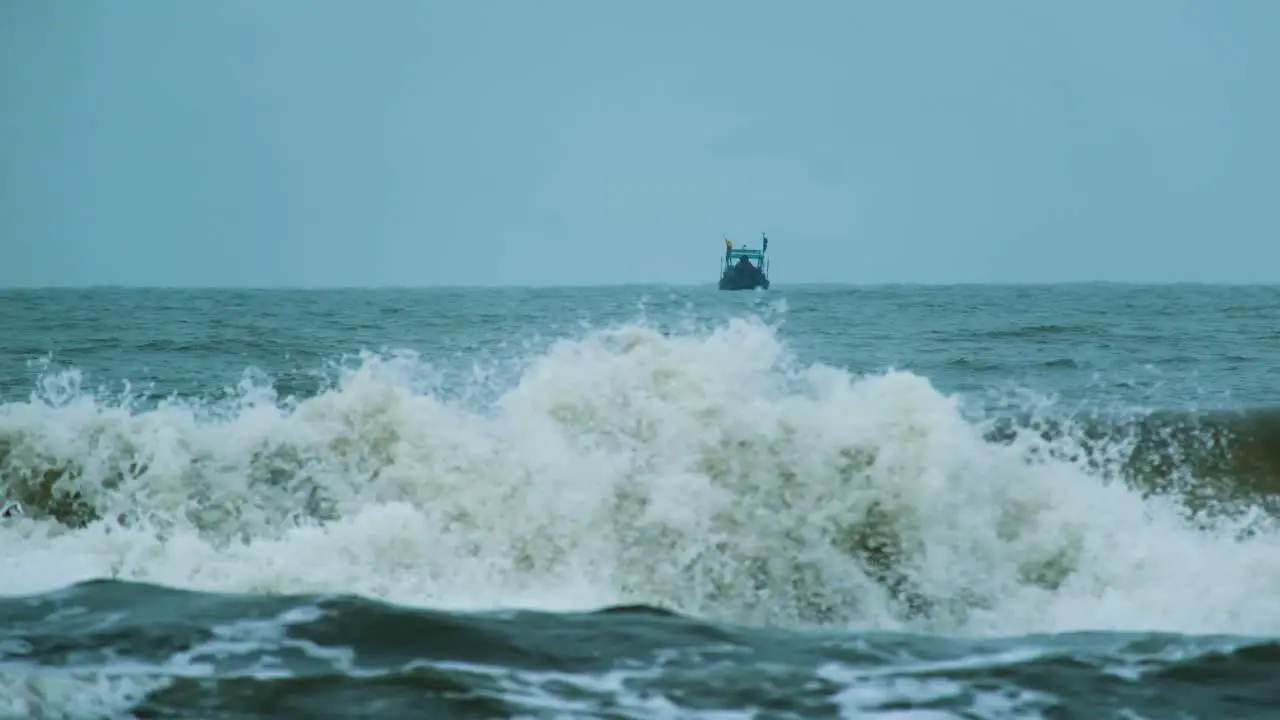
{"left": 2, "top": 284, "right": 1278, "bottom": 718}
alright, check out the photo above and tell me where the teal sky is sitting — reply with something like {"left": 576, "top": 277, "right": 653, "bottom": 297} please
{"left": 3, "top": 1, "right": 1278, "bottom": 287}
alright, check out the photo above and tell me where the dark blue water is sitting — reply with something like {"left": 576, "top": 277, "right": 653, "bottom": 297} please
{"left": 2, "top": 285, "right": 1279, "bottom": 718}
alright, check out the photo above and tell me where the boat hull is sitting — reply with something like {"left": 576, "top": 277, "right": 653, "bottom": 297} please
{"left": 719, "top": 275, "right": 770, "bottom": 291}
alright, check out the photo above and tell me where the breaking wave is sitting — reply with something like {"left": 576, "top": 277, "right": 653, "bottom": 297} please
{"left": 2, "top": 316, "right": 1279, "bottom": 636}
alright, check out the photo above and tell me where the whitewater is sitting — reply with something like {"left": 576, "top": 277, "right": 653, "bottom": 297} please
{"left": 2, "top": 285, "right": 1279, "bottom": 718}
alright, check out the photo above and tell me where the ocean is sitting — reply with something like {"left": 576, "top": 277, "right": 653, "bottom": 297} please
{"left": 2, "top": 284, "right": 1279, "bottom": 719}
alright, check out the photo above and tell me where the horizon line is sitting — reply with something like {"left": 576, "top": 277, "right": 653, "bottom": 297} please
{"left": 3, "top": 279, "right": 1280, "bottom": 292}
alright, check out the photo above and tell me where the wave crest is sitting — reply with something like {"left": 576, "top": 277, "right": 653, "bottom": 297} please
{"left": 2, "top": 317, "right": 1279, "bottom": 636}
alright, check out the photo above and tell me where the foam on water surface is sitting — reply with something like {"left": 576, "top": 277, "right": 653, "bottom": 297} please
{"left": 2, "top": 317, "right": 1279, "bottom": 637}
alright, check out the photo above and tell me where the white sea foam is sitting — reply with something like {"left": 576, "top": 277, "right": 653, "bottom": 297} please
{"left": 2, "top": 316, "right": 1279, "bottom": 636}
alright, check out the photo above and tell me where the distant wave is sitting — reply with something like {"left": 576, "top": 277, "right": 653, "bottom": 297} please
{"left": 980, "top": 323, "right": 1103, "bottom": 340}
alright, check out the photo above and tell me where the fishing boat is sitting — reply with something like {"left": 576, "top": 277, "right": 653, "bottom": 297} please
{"left": 719, "top": 233, "right": 771, "bottom": 290}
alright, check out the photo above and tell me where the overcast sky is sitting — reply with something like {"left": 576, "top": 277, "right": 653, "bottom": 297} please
{"left": 2, "top": 0, "right": 1278, "bottom": 287}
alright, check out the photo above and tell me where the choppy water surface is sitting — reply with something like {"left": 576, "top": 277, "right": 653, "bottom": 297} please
{"left": 2, "top": 284, "right": 1280, "bottom": 718}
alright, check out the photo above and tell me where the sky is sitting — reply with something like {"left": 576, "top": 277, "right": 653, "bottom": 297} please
{"left": 2, "top": 0, "right": 1278, "bottom": 287}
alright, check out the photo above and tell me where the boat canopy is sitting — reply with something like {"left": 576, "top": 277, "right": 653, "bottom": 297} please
{"left": 725, "top": 247, "right": 765, "bottom": 261}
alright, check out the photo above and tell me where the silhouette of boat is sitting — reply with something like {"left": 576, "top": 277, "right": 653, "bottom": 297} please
{"left": 719, "top": 233, "right": 771, "bottom": 290}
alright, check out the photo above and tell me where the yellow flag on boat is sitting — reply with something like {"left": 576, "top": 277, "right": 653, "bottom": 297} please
{"left": 724, "top": 238, "right": 733, "bottom": 249}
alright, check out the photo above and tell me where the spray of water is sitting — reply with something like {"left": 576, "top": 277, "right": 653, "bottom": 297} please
{"left": 2, "top": 316, "right": 1278, "bottom": 636}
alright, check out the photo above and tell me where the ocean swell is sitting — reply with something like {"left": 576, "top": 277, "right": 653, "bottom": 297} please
{"left": 2, "top": 318, "right": 1279, "bottom": 637}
